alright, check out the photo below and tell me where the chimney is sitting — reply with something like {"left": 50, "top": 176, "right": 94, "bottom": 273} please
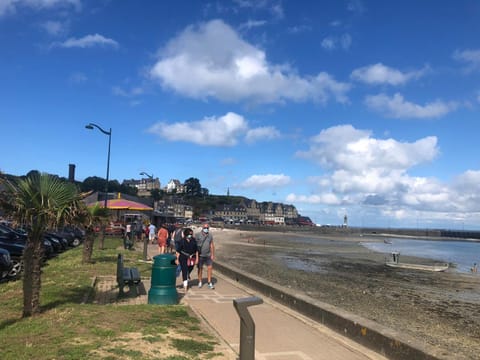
{"left": 68, "top": 164, "right": 76, "bottom": 182}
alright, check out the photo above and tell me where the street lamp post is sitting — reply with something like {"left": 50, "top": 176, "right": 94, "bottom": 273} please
{"left": 140, "top": 171, "right": 154, "bottom": 261}
{"left": 86, "top": 123, "right": 112, "bottom": 250}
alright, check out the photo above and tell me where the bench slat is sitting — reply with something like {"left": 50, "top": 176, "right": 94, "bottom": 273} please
{"left": 129, "top": 267, "right": 141, "bottom": 283}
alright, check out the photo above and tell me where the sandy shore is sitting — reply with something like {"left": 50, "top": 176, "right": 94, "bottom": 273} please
{"left": 210, "top": 227, "right": 480, "bottom": 360}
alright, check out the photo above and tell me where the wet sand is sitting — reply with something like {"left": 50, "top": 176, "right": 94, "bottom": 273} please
{"left": 211, "top": 228, "right": 480, "bottom": 360}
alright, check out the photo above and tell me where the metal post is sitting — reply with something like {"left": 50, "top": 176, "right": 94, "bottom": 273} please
{"left": 233, "top": 296, "right": 263, "bottom": 360}
{"left": 140, "top": 172, "right": 154, "bottom": 261}
{"left": 85, "top": 123, "right": 112, "bottom": 250}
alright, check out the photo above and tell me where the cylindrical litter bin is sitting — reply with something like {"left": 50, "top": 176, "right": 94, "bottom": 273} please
{"left": 148, "top": 254, "right": 178, "bottom": 305}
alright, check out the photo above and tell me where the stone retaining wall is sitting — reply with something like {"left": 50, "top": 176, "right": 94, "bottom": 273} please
{"left": 215, "top": 260, "right": 443, "bottom": 360}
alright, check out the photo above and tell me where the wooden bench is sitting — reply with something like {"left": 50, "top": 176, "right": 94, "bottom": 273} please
{"left": 116, "top": 253, "right": 141, "bottom": 296}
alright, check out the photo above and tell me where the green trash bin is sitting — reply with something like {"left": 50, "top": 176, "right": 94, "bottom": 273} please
{"left": 148, "top": 254, "right": 178, "bottom": 305}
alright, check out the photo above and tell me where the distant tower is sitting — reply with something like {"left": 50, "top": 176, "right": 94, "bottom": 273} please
{"left": 68, "top": 164, "right": 76, "bottom": 182}
{"left": 343, "top": 214, "right": 348, "bottom": 227}
{"left": 227, "top": 187, "right": 230, "bottom": 197}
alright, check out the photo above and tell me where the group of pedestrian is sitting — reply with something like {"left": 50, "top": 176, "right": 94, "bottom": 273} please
{"left": 175, "top": 223, "right": 215, "bottom": 293}
{"left": 145, "top": 221, "right": 216, "bottom": 292}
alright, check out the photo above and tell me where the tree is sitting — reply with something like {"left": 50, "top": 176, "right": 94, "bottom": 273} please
{"left": 73, "top": 201, "right": 109, "bottom": 264}
{"left": 1, "top": 173, "right": 81, "bottom": 317}
{"left": 184, "top": 177, "right": 201, "bottom": 197}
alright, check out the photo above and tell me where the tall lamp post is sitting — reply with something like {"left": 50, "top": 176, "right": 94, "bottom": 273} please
{"left": 85, "top": 123, "right": 112, "bottom": 250}
{"left": 140, "top": 171, "right": 154, "bottom": 261}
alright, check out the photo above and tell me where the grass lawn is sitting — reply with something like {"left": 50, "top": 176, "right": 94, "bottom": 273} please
{"left": 0, "top": 237, "right": 225, "bottom": 360}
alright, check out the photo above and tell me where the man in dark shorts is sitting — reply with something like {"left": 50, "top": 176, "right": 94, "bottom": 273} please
{"left": 196, "top": 223, "right": 215, "bottom": 289}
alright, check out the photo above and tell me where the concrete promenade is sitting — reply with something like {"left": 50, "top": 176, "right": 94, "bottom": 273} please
{"left": 143, "top": 242, "right": 388, "bottom": 360}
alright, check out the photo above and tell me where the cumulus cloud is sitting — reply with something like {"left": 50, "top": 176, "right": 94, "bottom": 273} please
{"left": 286, "top": 193, "right": 340, "bottom": 205}
{"left": 0, "top": 0, "right": 80, "bottom": 16}
{"left": 365, "top": 93, "right": 457, "bottom": 118}
{"left": 149, "top": 19, "right": 349, "bottom": 104}
{"left": 147, "top": 112, "right": 280, "bottom": 146}
{"left": 239, "top": 174, "right": 291, "bottom": 189}
{"left": 289, "top": 124, "right": 463, "bottom": 214}
{"left": 56, "top": 34, "right": 118, "bottom": 49}
{"left": 351, "top": 63, "right": 426, "bottom": 86}
{"left": 453, "top": 48, "right": 480, "bottom": 71}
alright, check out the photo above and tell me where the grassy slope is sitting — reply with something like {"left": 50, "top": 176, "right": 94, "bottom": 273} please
{"left": 0, "top": 237, "right": 223, "bottom": 360}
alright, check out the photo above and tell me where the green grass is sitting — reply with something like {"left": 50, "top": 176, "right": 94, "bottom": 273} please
{"left": 0, "top": 237, "right": 223, "bottom": 360}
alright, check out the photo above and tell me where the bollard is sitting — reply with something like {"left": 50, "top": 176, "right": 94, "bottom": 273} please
{"left": 233, "top": 296, "right": 263, "bottom": 360}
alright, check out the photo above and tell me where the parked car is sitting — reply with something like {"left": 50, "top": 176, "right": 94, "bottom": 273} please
{"left": 0, "top": 238, "right": 24, "bottom": 278}
{"left": 0, "top": 248, "right": 13, "bottom": 280}
{"left": 54, "top": 226, "right": 84, "bottom": 247}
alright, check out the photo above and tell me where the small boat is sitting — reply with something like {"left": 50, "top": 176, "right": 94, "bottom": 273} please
{"left": 383, "top": 239, "right": 392, "bottom": 244}
{"left": 386, "top": 262, "right": 449, "bottom": 272}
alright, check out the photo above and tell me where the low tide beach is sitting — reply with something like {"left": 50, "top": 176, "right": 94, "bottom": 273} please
{"left": 211, "top": 228, "right": 480, "bottom": 360}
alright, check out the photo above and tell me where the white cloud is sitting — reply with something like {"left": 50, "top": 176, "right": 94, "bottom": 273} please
{"left": 453, "top": 49, "right": 480, "bottom": 71}
{"left": 351, "top": 63, "right": 426, "bottom": 86}
{"left": 365, "top": 93, "right": 457, "bottom": 118}
{"left": 112, "top": 86, "right": 144, "bottom": 97}
{"left": 290, "top": 124, "right": 462, "bottom": 213}
{"left": 321, "top": 34, "right": 352, "bottom": 51}
{"left": 0, "top": 0, "right": 80, "bottom": 16}
{"left": 245, "top": 126, "right": 280, "bottom": 143}
{"left": 239, "top": 174, "right": 291, "bottom": 189}
{"left": 40, "top": 20, "right": 67, "bottom": 36}
{"left": 239, "top": 19, "right": 267, "bottom": 31}
{"left": 147, "top": 112, "right": 280, "bottom": 147}
{"left": 56, "top": 34, "right": 118, "bottom": 49}
{"left": 286, "top": 193, "right": 340, "bottom": 205}
{"left": 321, "top": 37, "right": 335, "bottom": 50}
{"left": 149, "top": 19, "right": 350, "bottom": 104}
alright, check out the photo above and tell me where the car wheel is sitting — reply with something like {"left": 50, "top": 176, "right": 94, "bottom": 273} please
{"left": 72, "top": 238, "right": 81, "bottom": 247}
{"left": 8, "top": 258, "right": 23, "bottom": 278}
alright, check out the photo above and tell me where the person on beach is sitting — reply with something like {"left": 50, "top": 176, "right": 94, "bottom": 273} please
{"left": 196, "top": 223, "right": 215, "bottom": 289}
{"left": 471, "top": 263, "right": 478, "bottom": 273}
{"left": 175, "top": 227, "right": 198, "bottom": 292}
{"left": 157, "top": 223, "right": 169, "bottom": 254}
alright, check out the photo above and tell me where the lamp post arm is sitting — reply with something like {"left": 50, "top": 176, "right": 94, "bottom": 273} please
{"left": 87, "top": 122, "right": 111, "bottom": 136}
{"left": 105, "top": 128, "right": 111, "bottom": 208}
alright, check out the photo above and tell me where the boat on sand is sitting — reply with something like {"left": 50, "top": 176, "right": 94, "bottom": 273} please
{"left": 386, "top": 261, "right": 449, "bottom": 272}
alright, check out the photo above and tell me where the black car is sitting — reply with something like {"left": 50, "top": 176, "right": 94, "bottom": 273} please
{"left": 55, "top": 226, "right": 84, "bottom": 247}
{"left": 0, "top": 239, "right": 24, "bottom": 278}
{"left": 44, "top": 232, "right": 68, "bottom": 251}
{"left": 0, "top": 247, "right": 13, "bottom": 281}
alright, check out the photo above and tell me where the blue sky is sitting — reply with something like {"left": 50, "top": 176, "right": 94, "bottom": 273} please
{"left": 1, "top": 0, "right": 480, "bottom": 229}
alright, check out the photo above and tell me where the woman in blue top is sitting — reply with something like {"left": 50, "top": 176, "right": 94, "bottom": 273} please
{"left": 175, "top": 228, "right": 198, "bottom": 292}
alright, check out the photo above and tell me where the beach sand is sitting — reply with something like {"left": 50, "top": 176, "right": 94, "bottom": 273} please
{"left": 210, "top": 227, "right": 480, "bottom": 360}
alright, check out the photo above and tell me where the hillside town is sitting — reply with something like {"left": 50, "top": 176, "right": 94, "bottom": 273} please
{"left": 86, "top": 175, "right": 315, "bottom": 227}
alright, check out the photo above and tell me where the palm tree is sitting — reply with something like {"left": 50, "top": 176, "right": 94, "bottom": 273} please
{"left": 1, "top": 173, "right": 81, "bottom": 317}
{"left": 74, "top": 201, "right": 108, "bottom": 264}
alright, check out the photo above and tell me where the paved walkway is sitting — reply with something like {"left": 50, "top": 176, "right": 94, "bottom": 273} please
{"left": 95, "top": 242, "right": 388, "bottom": 360}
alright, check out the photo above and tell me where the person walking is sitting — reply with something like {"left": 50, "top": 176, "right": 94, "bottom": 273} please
{"left": 196, "top": 223, "right": 215, "bottom": 289}
{"left": 157, "top": 223, "right": 169, "bottom": 254}
{"left": 175, "top": 227, "right": 198, "bottom": 293}
{"left": 172, "top": 223, "right": 183, "bottom": 252}
{"left": 148, "top": 222, "right": 156, "bottom": 244}
{"left": 124, "top": 223, "right": 133, "bottom": 250}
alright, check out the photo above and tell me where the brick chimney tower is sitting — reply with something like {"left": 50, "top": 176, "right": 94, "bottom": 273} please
{"left": 68, "top": 164, "right": 76, "bottom": 182}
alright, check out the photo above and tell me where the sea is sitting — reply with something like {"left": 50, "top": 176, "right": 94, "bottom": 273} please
{"left": 360, "top": 238, "right": 480, "bottom": 273}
